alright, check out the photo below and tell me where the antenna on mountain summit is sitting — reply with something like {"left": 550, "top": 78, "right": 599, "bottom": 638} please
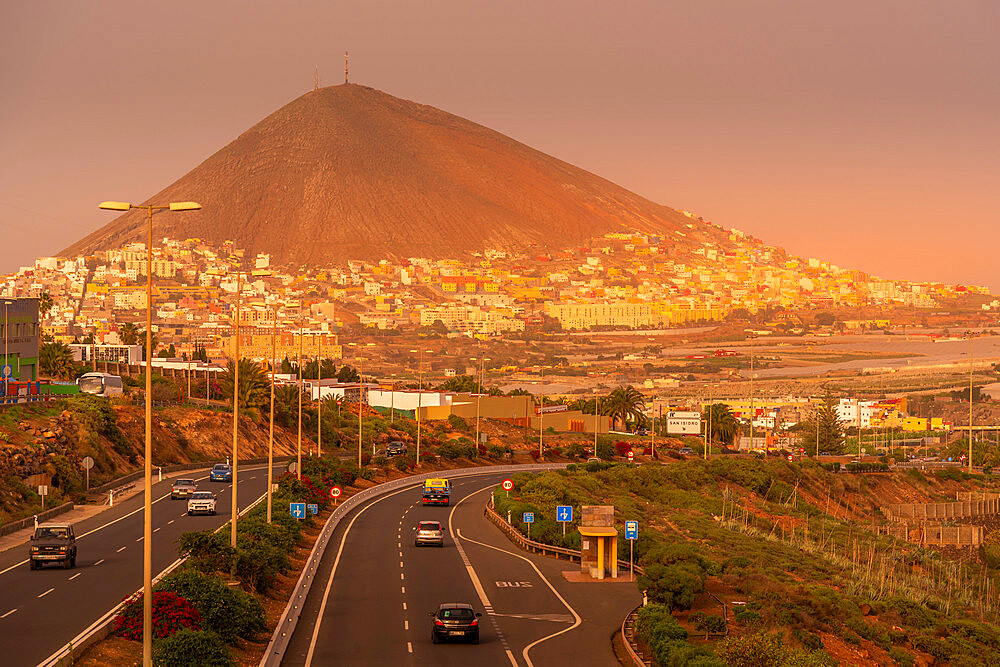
{"left": 314, "top": 65, "right": 319, "bottom": 91}
{"left": 344, "top": 51, "right": 349, "bottom": 84}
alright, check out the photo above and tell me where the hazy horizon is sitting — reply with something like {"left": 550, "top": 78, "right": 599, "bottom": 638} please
{"left": 1, "top": 1, "right": 997, "bottom": 289}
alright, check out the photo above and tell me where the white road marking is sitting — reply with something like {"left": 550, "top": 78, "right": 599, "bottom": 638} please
{"left": 404, "top": 620, "right": 409, "bottom": 630}
{"left": 69, "top": 573, "right": 82, "bottom": 581}
{"left": 407, "top": 642, "right": 413, "bottom": 653}
{"left": 399, "top": 551, "right": 402, "bottom": 557}
{"left": 94, "top": 559, "right": 104, "bottom": 565}
{"left": 402, "top": 602, "right": 407, "bottom": 610}
{"left": 37, "top": 588, "right": 54, "bottom": 598}
{"left": 399, "top": 561, "right": 403, "bottom": 568}
{"left": 0, "top": 609, "right": 16, "bottom": 619}
{"left": 153, "top": 527, "right": 161, "bottom": 533}
{"left": 0, "top": 560, "right": 27, "bottom": 576}
{"left": 116, "top": 546, "right": 126, "bottom": 553}
{"left": 400, "top": 572, "right": 404, "bottom": 580}
{"left": 401, "top": 586, "right": 405, "bottom": 594}
{"left": 135, "top": 536, "right": 143, "bottom": 542}
{"left": 303, "top": 481, "right": 425, "bottom": 667}
{"left": 167, "top": 520, "right": 175, "bottom": 525}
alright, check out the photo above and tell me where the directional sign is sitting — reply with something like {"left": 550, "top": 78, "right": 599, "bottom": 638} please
{"left": 556, "top": 505, "right": 573, "bottom": 522}
{"left": 625, "top": 520, "right": 638, "bottom": 540}
{"left": 330, "top": 486, "right": 342, "bottom": 498}
{"left": 38, "top": 485, "right": 48, "bottom": 497}
{"left": 290, "top": 502, "right": 306, "bottom": 519}
{"left": 501, "top": 479, "right": 513, "bottom": 491}
{"left": 307, "top": 503, "right": 319, "bottom": 515}
{"left": 1, "top": 365, "right": 11, "bottom": 378}
{"left": 627, "top": 450, "right": 634, "bottom": 462}
{"left": 522, "top": 512, "right": 534, "bottom": 524}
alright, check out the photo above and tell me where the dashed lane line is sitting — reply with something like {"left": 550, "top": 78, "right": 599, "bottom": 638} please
{"left": 0, "top": 608, "right": 16, "bottom": 619}
{"left": 407, "top": 642, "right": 413, "bottom": 654}
{"left": 94, "top": 559, "right": 104, "bottom": 565}
{"left": 37, "top": 588, "right": 54, "bottom": 598}
{"left": 69, "top": 573, "right": 82, "bottom": 581}
{"left": 116, "top": 547, "right": 126, "bottom": 553}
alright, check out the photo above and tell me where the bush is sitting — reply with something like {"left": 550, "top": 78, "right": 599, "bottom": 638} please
{"left": 596, "top": 439, "right": 615, "bottom": 460}
{"left": 487, "top": 444, "right": 513, "bottom": 459}
{"left": 153, "top": 629, "right": 232, "bottom": 667}
{"left": 394, "top": 456, "right": 415, "bottom": 472}
{"left": 845, "top": 462, "right": 889, "bottom": 473}
{"left": 372, "top": 455, "right": 390, "bottom": 468}
{"left": 448, "top": 414, "right": 468, "bottom": 431}
{"left": 529, "top": 449, "right": 541, "bottom": 461}
{"left": 564, "top": 443, "right": 588, "bottom": 460}
{"left": 156, "top": 568, "right": 266, "bottom": 643}
{"left": 115, "top": 591, "right": 202, "bottom": 640}
{"left": 734, "top": 609, "right": 762, "bottom": 626}
{"left": 437, "top": 442, "right": 463, "bottom": 460}
{"left": 692, "top": 612, "right": 727, "bottom": 634}
{"left": 614, "top": 441, "right": 633, "bottom": 457}
{"left": 419, "top": 451, "right": 437, "bottom": 463}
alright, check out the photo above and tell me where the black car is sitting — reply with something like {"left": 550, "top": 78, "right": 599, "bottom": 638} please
{"left": 430, "top": 603, "right": 482, "bottom": 644}
{"left": 387, "top": 441, "right": 408, "bottom": 457}
{"left": 29, "top": 523, "right": 77, "bottom": 570}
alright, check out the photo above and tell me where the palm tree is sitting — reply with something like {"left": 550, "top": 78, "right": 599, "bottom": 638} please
{"left": 118, "top": 322, "right": 139, "bottom": 345}
{"left": 39, "top": 342, "right": 77, "bottom": 379}
{"left": 220, "top": 358, "right": 270, "bottom": 416}
{"left": 702, "top": 403, "right": 739, "bottom": 445}
{"left": 38, "top": 292, "right": 53, "bottom": 318}
{"left": 602, "top": 385, "right": 645, "bottom": 431}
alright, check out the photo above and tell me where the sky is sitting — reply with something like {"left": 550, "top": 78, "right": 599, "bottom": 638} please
{"left": 1, "top": 1, "right": 997, "bottom": 288}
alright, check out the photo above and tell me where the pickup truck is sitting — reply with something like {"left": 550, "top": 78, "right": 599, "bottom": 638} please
{"left": 29, "top": 523, "right": 77, "bottom": 570}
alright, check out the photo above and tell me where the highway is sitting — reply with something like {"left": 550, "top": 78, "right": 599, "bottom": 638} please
{"left": 0, "top": 464, "right": 272, "bottom": 667}
{"left": 283, "top": 471, "right": 640, "bottom": 667}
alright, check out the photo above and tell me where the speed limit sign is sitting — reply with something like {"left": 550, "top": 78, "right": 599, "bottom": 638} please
{"left": 330, "top": 486, "right": 342, "bottom": 498}
{"left": 786, "top": 454, "right": 794, "bottom": 462}
{"left": 627, "top": 450, "right": 634, "bottom": 462}
{"left": 501, "top": 479, "right": 513, "bottom": 491}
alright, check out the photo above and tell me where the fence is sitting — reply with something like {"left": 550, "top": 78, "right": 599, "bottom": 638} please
{"left": 875, "top": 522, "right": 983, "bottom": 547}
{"left": 882, "top": 497, "right": 1000, "bottom": 521}
{"left": 0, "top": 502, "right": 75, "bottom": 537}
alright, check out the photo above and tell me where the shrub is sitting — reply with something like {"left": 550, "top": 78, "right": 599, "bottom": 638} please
{"left": 845, "top": 462, "right": 889, "bottom": 473}
{"left": 529, "top": 449, "right": 541, "bottom": 461}
{"left": 596, "top": 439, "right": 615, "bottom": 460}
{"left": 734, "top": 609, "right": 762, "bottom": 626}
{"left": 692, "top": 612, "right": 727, "bottom": 634}
{"left": 372, "top": 455, "right": 390, "bottom": 468}
{"left": 115, "top": 591, "right": 202, "bottom": 640}
{"left": 447, "top": 414, "right": 468, "bottom": 431}
{"left": 717, "top": 632, "right": 786, "bottom": 667}
{"left": 153, "top": 629, "right": 232, "bottom": 667}
{"left": 394, "top": 456, "right": 415, "bottom": 472}
{"left": 564, "top": 443, "right": 588, "bottom": 460}
{"left": 156, "top": 568, "right": 266, "bottom": 643}
{"left": 419, "top": 450, "right": 437, "bottom": 463}
{"left": 487, "top": 444, "right": 513, "bottom": 459}
{"left": 437, "top": 442, "right": 463, "bottom": 460}
{"left": 614, "top": 441, "right": 633, "bottom": 457}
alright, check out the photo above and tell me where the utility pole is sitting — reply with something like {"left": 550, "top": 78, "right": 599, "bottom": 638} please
{"left": 296, "top": 311, "right": 303, "bottom": 480}
{"left": 538, "top": 368, "right": 544, "bottom": 459}
{"left": 267, "top": 304, "right": 275, "bottom": 524}
{"left": 317, "top": 333, "right": 322, "bottom": 459}
{"left": 344, "top": 51, "right": 349, "bottom": 84}
{"left": 969, "top": 337, "right": 974, "bottom": 473}
{"left": 358, "top": 352, "right": 364, "bottom": 465}
{"left": 706, "top": 384, "right": 712, "bottom": 460}
{"left": 749, "top": 332, "right": 755, "bottom": 451}
{"left": 230, "top": 270, "right": 241, "bottom": 549}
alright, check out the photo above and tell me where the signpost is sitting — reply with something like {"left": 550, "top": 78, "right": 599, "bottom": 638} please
{"left": 290, "top": 502, "right": 306, "bottom": 519}
{"left": 502, "top": 478, "right": 513, "bottom": 498}
{"left": 307, "top": 503, "right": 318, "bottom": 515}
{"left": 627, "top": 450, "right": 634, "bottom": 463}
{"left": 287, "top": 461, "right": 297, "bottom": 474}
{"left": 523, "top": 511, "right": 534, "bottom": 540}
{"left": 666, "top": 411, "right": 702, "bottom": 435}
{"left": 786, "top": 454, "right": 794, "bottom": 462}
{"left": 556, "top": 505, "right": 572, "bottom": 536}
{"left": 82, "top": 456, "right": 95, "bottom": 491}
{"left": 38, "top": 485, "right": 48, "bottom": 510}
{"left": 625, "top": 520, "right": 638, "bottom": 582}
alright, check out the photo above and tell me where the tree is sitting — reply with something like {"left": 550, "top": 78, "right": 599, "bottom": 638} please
{"left": 280, "top": 357, "right": 295, "bottom": 374}
{"left": 337, "top": 364, "right": 360, "bottom": 383}
{"left": 136, "top": 330, "right": 158, "bottom": 361}
{"left": 702, "top": 403, "right": 739, "bottom": 445}
{"left": 219, "top": 358, "right": 270, "bottom": 417}
{"left": 82, "top": 331, "right": 96, "bottom": 345}
{"left": 430, "top": 319, "right": 448, "bottom": 335}
{"left": 602, "top": 385, "right": 646, "bottom": 431}
{"left": 119, "top": 322, "right": 139, "bottom": 345}
{"left": 39, "top": 342, "right": 77, "bottom": 379}
{"left": 38, "top": 292, "right": 53, "bottom": 318}
{"left": 801, "top": 391, "right": 846, "bottom": 455}
{"left": 815, "top": 312, "right": 835, "bottom": 326}
{"left": 438, "top": 375, "right": 486, "bottom": 394}
{"left": 507, "top": 388, "right": 533, "bottom": 397}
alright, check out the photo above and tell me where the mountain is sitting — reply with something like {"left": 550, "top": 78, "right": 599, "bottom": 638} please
{"left": 63, "top": 84, "right": 724, "bottom": 265}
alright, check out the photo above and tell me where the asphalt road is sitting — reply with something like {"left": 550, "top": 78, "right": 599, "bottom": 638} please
{"left": 285, "top": 471, "right": 640, "bottom": 667}
{"left": 0, "top": 464, "right": 272, "bottom": 667}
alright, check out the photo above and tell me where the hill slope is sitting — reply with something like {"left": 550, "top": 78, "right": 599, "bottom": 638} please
{"left": 63, "top": 84, "right": 724, "bottom": 265}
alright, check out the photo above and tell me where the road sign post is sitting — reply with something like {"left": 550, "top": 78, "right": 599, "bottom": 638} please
{"left": 290, "top": 502, "right": 306, "bottom": 519}
{"left": 556, "top": 505, "right": 573, "bottom": 536}
{"left": 38, "top": 484, "right": 48, "bottom": 510}
{"left": 307, "top": 503, "right": 318, "bottom": 515}
{"left": 82, "top": 456, "right": 95, "bottom": 491}
{"left": 502, "top": 478, "right": 513, "bottom": 498}
{"left": 625, "top": 520, "right": 638, "bottom": 582}
{"left": 627, "top": 450, "right": 634, "bottom": 463}
{"left": 330, "top": 485, "right": 342, "bottom": 506}
{"left": 523, "top": 511, "right": 534, "bottom": 540}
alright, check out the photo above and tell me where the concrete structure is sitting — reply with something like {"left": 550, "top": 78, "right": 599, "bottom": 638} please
{"left": 579, "top": 505, "right": 618, "bottom": 580}
{"left": 70, "top": 343, "right": 143, "bottom": 365}
{"left": 1, "top": 297, "right": 39, "bottom": 381}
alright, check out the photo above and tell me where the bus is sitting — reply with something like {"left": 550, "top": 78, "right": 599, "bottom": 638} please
{"left": 422, "top": 478, "right": 451, "bottom": 506}
{"left": 77, "top": 372, "right": 124, "bottom": 398}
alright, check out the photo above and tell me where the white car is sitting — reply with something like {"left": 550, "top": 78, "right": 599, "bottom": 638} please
{"left": 187, "top": 491, "right": 217, "bottom": 516}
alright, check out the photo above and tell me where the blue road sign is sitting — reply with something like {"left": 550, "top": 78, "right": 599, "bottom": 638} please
{"left": 625, "top": 520, "right": 638, "bottom": 540}
{"left": 290, "top": 503, "right": 306, "bottom": 519}
{"left": 307, "top": 503, "right": 319, "bottom": 515}
{"left": 556, "top": 505, "right": 573, "bottom": 522}
{"left": 1, "top": 365, "right": 11, "bottom": 378}
{"left": 523, "top": 512, "right": 534, "bottom": 524}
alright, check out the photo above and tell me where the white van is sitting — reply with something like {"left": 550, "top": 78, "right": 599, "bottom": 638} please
{"left": 77, "top": 372, "right": 124, "bottom": 398}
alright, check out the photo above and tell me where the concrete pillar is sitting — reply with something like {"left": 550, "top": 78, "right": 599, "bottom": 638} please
{"left": 596, "top": 537, "right": 605, "bottom": 580}
{"left": 611, "top": 535, "right": 618, "bottom": 578}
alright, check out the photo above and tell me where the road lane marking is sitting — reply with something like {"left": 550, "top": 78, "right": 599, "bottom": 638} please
{"left": 0, "top": 560, "right": 27, "bottom": 576}
{"left": 69, "top": 573, "right": 82, "bottom": 581}
{"left": 0, "top": 609, "right": 16, "bottom": 619}
{"left": 135, "top": 536, "right": 143, "bottom": 542}
{"left": 493, "top": 612, "right": 574, "bottom": 622}
{"left": 304, "top": 480, "right": 425, "bottom": 667}
{"left": 399, "top": 551, "right": 402, "bottom": 557}
{"left": 94, "top": 559, "right": 104, "bottom": 565}
{"left": 404, "top": 620, "right": 409, "bottom": 630}
{"left": 399, "top": 561, "right": 403, "bottom": 568}
{"left": 167, "top": 520, "right": 175, "bottom": 525}
{"left": 116, "top": 546, "right": 126, "bottom": 552}
{"left": 400, "top": 572, "right": 404, "bottom": 580}
{"left": 153, "top": 527, "right": 161, "bottom": 533}
{"left": 401, "top": 586, "right": 405, "bottom": 594}
{"left": 403, "top": 602, "right": 407, "bottom": 610}
{"left": 453, "top": 488, "right": 583, "bottom": 667}
{"left": 407, "top": 642, "right": 413, "bottom": 653}
{"left": 38, "top": 588, "right": 54, "bottom": 598}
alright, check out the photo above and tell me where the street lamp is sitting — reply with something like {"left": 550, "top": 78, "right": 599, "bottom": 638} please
{"left": 98, "top": 199, "right": 200, "bottom": 667}
{"left": 411, "top": 348, "right": 432, "bottom": 465}
{"left": 2, "top": 299, "right": 13, "bottom": 394}
{"left": 268, "top": 303, "right": 277, "bottom": 524}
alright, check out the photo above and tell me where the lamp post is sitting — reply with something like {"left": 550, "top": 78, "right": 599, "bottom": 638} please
{"left": 317, "top": 332, "right": 323, "bottom": 459}
{"left": 2, "top": 299, "right": 12, "bottom": 395}
{"left": 98, "top": 200, "right": 200, "bottom": 667}
{"left": 297, "top": 312, "right": 303, "bottom": 480}
{"left": 268, "top": 304, "right": 276, "bottom": 524}
{"left": 230, "top": 268, "right": 242, "bottom": 549}
{"left": 411, "top": 348, "right": 431, "bottom": 465}
{"left": 969, "top": 337, "right": 974, "bottom": 473}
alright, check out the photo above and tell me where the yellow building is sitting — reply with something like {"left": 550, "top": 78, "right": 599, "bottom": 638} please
{"left": 903, "top": 417, "right": 928, "bottom": 432}
{"left": 220, "top": 329, "right": 342, "bottom": 362}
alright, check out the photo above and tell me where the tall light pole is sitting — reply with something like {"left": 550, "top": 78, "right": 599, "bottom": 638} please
{"left": 969, "top": 337, "right": 974, "bottom": 473}
{"left": 538, "top": 368, "right": 544, "bottom": 459}
{"left": 594, "top": 396, "right": 601, "bottom": 454}
{"left": 411, "top": 348, "right": 430, "bottom": 465}
{"left": 230, "top": 268, "right": 242, "bottom": 549}
{"left": 297, "top": 313, "right": 303, "bottom": 480}
{"left": 474, "top": 354, "right": 489, "bottom": 449}
{"left": 317, "top": 333, "right": 323, "bottom": 458}
{"left": 267, "top": 304, "right": 276, "bottom": 524}
{"left": 99, "top": 200, "right": 200, "bottom": 667}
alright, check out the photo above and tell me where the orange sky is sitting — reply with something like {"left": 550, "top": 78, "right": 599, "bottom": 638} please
{"left": 1, "top": 1, "right": 997, "bottom": 288}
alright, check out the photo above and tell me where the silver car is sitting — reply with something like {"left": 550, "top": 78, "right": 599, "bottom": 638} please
{"left": 414, "top": 520, "right": 445, "bottom": 547}
{"left": 187, "top": 491, "right": 217, "bottom": 516}
{"left": 171, "top": 478, "right": 197, "bottom": 499}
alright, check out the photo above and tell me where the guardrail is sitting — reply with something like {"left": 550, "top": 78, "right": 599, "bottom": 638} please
{"left": 0, "top": 502, "right": 75, "bottom": 538}
{"left": 259, "top": 462, "right": 568, "bottom": 667}
{"left": 483, "top": 495, "right": 644, "bottom": 576}
{"left": 87, "top": 455, "right": 294, "bottom": 496}
{"left": 621, "top": 604, "right": 651, "bottom": 667}
{"left": 39, "top": 492, "right": 268, "bottom": 667}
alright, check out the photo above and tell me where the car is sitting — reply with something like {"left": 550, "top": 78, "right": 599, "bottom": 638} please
{"left": 820, "top": 452, "right": 831, "bottom": 457}
{"left": 586, "top": 457, "right": 602, "bottom": 463}
{"left": 634, "top": 427, "right": 649, "bottom": 436}
{"left": 29, "top": 523, "right": 77, "bottom": 570}
{"left": 678, "top": 447, "right": 695, "bottom": 455}
{"left": 430, "top": 603, "right": 482, "bottom": 644}
{"left": 387, "top": 441, "right": 408, "bottom": 457}
{"left": 414, "top": 520, "right": 445, "bottom": 547}
{"left": 187, "top": 491, "right": 218, "bottom": 516}
{"left": 171, "top": 478, "right": 197, "bottom": 499}
{"left": 209, "top": 463, "right": 232, "bottom": 482}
